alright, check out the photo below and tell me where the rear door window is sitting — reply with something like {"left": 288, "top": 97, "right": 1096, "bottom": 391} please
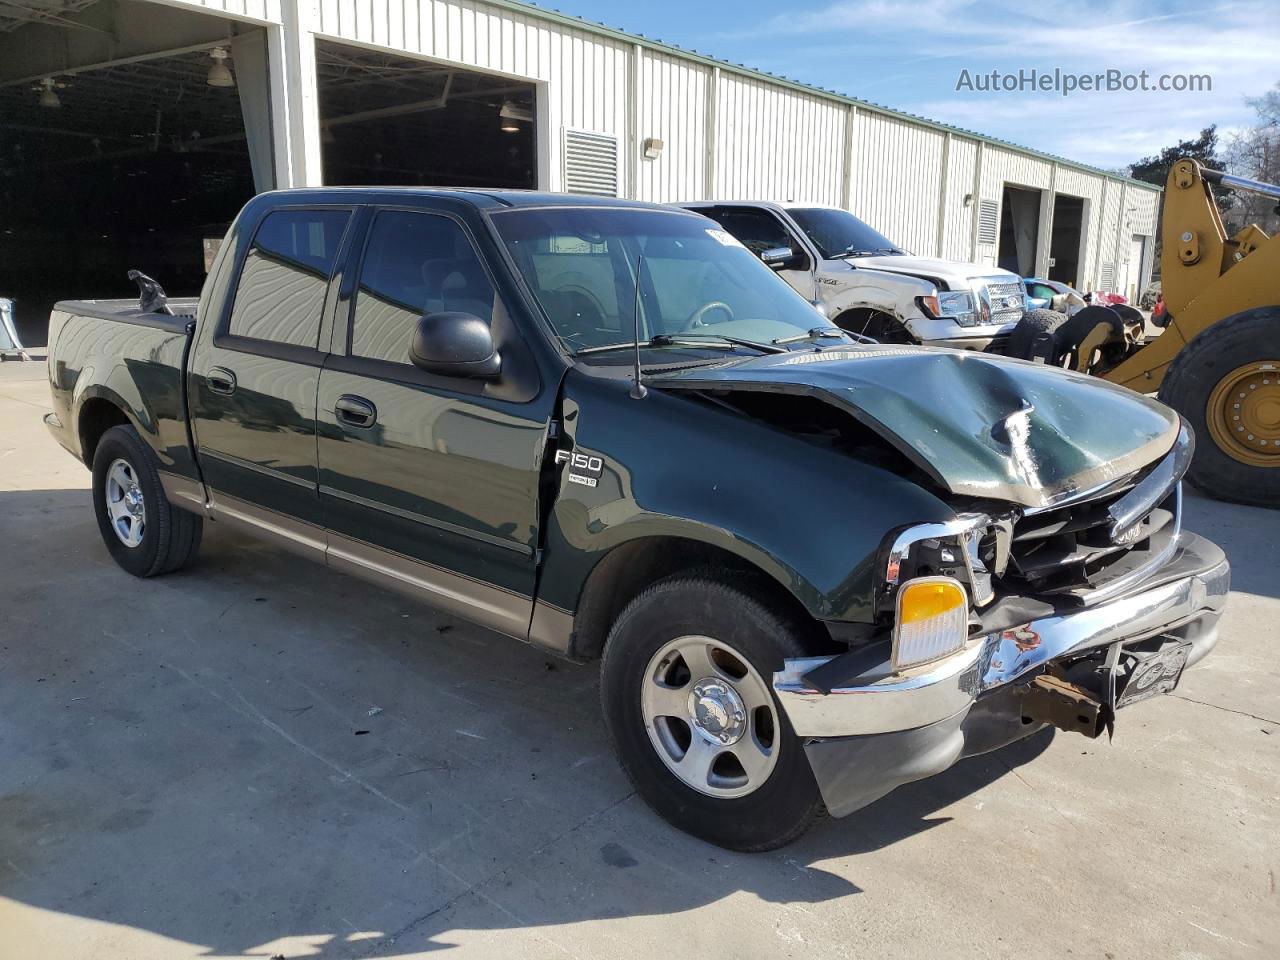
{"left": 227, "top": 208, "right": 350, "bottom": 347}
{"left": 349, "top": 210, "right": 496, "bottom": 365}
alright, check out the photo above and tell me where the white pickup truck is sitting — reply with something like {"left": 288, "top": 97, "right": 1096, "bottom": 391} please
{"left": 681, "top": 202, "right": 1026, "bottom": 351}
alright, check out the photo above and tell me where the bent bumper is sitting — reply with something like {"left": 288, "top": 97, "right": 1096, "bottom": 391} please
{"left": 774, "top": 531, "right": 1229, "bottom": 816}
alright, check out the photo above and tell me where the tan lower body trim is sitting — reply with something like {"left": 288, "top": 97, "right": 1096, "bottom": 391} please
{"left": 200, "top": 489, "right": 562, "bottom": 646}
{"left": 206, "top": 491, "right": 327, "bottom": 562}
{"left": 326, "top": 531, "right": 532, "bottom": 641}
{"left": 158, "top": 471, "right": 209, "bottom": 513}
{"left": 528, "top": 601, "right": 574, "bottom": 655}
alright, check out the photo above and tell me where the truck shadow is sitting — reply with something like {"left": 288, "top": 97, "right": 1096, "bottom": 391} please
{"left": 0, "top": 484, "right": 1242, "bottom": 957}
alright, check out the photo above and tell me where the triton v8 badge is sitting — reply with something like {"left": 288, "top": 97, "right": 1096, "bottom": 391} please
{"left": 555, "top": 449, "right": 604, "bottom": 488}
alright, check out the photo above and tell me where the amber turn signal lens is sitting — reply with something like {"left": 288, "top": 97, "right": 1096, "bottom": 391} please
{"left": 893, "top": 576, "right": 969, "bottom": 670}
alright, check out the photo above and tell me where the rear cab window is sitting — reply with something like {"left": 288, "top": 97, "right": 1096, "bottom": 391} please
{"left": 227, "top": 208, "right": 351, "bottom": 348}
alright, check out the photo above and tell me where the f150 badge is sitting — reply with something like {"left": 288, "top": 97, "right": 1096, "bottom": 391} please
{"left": 555, "top": 449, "right": 604, "bottom": 488}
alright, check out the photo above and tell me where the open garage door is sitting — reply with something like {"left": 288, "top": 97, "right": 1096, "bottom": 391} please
{"left": 997, "top": 185, "right": 1042, "bottom": 276}
{"left": 1048, "top": 194, "right": 1085, "bottom": 287}
{"left": 316, "top": 41, "right": 537, "bottom": 190}
{"left": 0, "top": 0, "right": 267, "bottom": 347}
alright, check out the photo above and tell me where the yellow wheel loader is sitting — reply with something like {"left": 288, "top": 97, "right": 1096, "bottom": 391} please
{"left": 1014, "top": 158, "right": 1280, "bottom": 508}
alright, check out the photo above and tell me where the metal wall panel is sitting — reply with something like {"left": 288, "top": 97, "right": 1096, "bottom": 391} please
{"left": 156, "top": 0, "right": 281, "bottom": 21}
{"left": 714, "top": 73, "right": 845, "bottom": 205}
{"left": 939, "top": 136, "right": 977, "bottom": 261}
{"left": 636, "top": 50, "right": 709, "bottom": 202}
{"left": 849, "top": 112, "right": 945, "bottom": 256}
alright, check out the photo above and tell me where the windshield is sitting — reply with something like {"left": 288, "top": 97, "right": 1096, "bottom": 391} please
{"left": 787, "top": 207, "right": 905, "bottom": 259}
{"left": 490, "top": 207, "right": 830, "bottom": 354}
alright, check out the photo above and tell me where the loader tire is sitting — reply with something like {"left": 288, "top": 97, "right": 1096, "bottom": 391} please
{"left": 1159, "top": 307, "right": 1280, "bottom": 508}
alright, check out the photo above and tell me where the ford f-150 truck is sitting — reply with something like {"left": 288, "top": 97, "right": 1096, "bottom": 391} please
{"left": 682, "top": 201, "right": 1027, "bottom": 350}
{"left": 45, "top": 189, "right": 1228, "bottom": 851}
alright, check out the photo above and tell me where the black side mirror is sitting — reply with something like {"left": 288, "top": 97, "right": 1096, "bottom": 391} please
{"left": 410, "top": 312, "right": 501, "bottom": 379}
{"left": 760, "top": 246, "right": 802, "bottom": 271}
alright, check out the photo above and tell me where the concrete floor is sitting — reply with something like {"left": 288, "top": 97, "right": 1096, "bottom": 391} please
{"left": 0, "top": 356, "right": 1277, "bottom": 960}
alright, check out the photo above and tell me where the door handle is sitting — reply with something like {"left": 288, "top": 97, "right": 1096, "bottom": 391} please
{"left": 207, "top": 366, "right": 237, "bottom": 396}
{"left": 335, "top": 394, "right": 377, "bottom": 428}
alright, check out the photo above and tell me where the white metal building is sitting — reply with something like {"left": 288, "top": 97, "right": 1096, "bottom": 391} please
{"left": 0, "top": 0, "right": 1160, "bottom": 338}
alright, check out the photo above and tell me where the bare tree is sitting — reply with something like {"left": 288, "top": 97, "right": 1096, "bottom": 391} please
{"left": 1223, "top": 82, "right": 1280, "bottom": 235}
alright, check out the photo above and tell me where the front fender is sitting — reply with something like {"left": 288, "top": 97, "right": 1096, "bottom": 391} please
{"left": 536, "top": 369, "right": 954, "bottom": 626}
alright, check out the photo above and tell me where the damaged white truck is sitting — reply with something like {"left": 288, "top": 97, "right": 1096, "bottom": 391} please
{"left": 683, "top": 201, "right": 1027, "bottom": 350}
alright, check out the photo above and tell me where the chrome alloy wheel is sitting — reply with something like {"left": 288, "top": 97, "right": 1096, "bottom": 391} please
{"left": 641, "top": 635, "right": 780, "bottom": 798}
{"left": 105, "top": 458, "right": 146, "bottom": 548}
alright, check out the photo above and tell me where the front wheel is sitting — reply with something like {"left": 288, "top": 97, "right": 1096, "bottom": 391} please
{"left": 1159, "top": 307, "right": 1280, "bottom": 508}
{"left": 600, "top": 574, "right": 826, "bottom": 851}
{"left": 91, "top": 424, "right": 203, "bottom": 576}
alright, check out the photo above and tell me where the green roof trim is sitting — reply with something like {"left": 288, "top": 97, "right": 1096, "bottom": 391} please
{"left": 490, "top": 0, "right": 1160, "bottom": 192}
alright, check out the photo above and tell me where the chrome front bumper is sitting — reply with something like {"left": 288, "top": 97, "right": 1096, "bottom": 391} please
{"left": 774, "top": 531, "right": 1228, "bottom": 817}
{"left": 775, "top": 531, "right": 1229, "bottom": 740}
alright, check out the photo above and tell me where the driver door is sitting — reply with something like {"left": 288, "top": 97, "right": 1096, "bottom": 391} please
{"left": 315, "top": 206, "right": 553, "bottom": 640}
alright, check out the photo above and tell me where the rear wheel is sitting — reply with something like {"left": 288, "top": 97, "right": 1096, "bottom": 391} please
{"left": 91, "top": 424, "right": 203, "bottom": 576}
{"left": 600, "top": 574, "right": 826, "bottom": 851}
{"left": 1159, "top": 307, "right": 1280, "bottom": 508}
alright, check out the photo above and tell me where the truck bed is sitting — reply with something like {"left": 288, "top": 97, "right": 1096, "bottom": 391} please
{"left": 45, "top": 299, "right": 200, "bottom": 483}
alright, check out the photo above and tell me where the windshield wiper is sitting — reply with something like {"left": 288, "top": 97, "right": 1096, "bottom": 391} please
{"left": 653, "top": 332, "right": 787, "bottom": 354}
{"left": 842, "top": 246, "right": 903, "bottom": 257}
{"left": 772, "top": 326, "right": 847, "bottom": 345}
{"left": 575, "top": 333, "right": 786, "bottom": 356}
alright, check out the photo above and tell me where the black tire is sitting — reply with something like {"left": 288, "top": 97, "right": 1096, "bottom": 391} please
{"left": 91, "top": 424, "right": 203, "bottom": 576}
{"left": 834, "top": 310, "right": 914, "bottom": 344}
{"left": 600, "top": 573, "right": 827, "bottom": 851}
{"left": 1159, "top": 307, "right": 1280, "bottom": 508}
{"left": 1007, "top": 308, "right": 1067, "bottom": 361}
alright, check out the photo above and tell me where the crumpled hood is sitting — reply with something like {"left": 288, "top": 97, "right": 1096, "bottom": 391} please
{"left": 648, "top": 345, "right": 1180, "bottom": 508}
{"left": 844, "top": 255, "right": 1018, "bottom": 287}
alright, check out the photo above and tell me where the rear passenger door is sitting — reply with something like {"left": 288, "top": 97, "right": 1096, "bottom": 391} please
{"left": 315, "top": 207, "right": 552, "bottom": 640}
{"left": 189, "top": 206, "right": 353, "bottom": 530}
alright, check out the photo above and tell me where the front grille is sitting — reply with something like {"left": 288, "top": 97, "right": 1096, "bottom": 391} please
{"left": 981, "top": 279, "right": 1026, "bottom": 327}
{"left": 995, "top": 466, "right": 1181, "bottom": 602}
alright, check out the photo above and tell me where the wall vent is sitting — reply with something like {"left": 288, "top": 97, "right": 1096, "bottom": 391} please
{"left": 564, "top": 129, "right": 619, "bottom": 197}
{"left": 976, "top": 199, "right": 999, "bottom": 245}
{"left": 1100, "top": 261, "right": 1115, "bottom": 290}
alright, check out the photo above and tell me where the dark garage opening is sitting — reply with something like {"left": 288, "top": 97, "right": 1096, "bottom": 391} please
{"left": 316, "top": 42, "right": 536, "bottom": 190}
{"left": 0, "top": 30, "right": 262, "bottom": 346}
{"left": 997, "top": 184, "right": 1042, "bottom": 276}
{"left": 1048, "top": 194, "right": 1085, "bottom": 287}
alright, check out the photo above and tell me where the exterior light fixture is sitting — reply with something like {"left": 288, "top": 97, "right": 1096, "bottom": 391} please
{"left": 642, "top": 137, "right": 664, "bottom": 159}
{"left": 38, "top": 78, "right": 62, "bottom": 109}
{"left": 207, "top": 47, "right": 235, "bottom": 88}
{"left": 963, "top": 193, "right": 974, "bottom": 207}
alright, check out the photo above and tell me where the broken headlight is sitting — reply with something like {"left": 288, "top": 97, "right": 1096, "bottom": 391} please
{"left": 882, "top": 514, "right": 1014, "bottom": 612}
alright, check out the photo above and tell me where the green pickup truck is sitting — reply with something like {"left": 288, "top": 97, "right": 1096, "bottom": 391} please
{"left": 45, "top": 189, "right": 1230, "bottom": 850}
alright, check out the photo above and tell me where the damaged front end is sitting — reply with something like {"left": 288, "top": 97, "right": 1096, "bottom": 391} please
{"left": 649, "top": 346, "right": 1228, "bottom": 818}
{"left": 769, "top": 424, "right": 1228, "bottom": 818}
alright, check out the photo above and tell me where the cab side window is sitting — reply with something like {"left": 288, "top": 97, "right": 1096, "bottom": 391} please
{"left": 703, "top": 207, "right": 797, "bottom": 257}
{"left": 228, "top": 209, "right": 350, "bottom": 347}
{"left": 350, "top": 210, "right": 496, "bottom": 365}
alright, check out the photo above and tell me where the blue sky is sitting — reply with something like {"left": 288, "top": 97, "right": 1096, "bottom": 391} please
{"left": 533, "top": 0, "right": 1277, "bottom": 170}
